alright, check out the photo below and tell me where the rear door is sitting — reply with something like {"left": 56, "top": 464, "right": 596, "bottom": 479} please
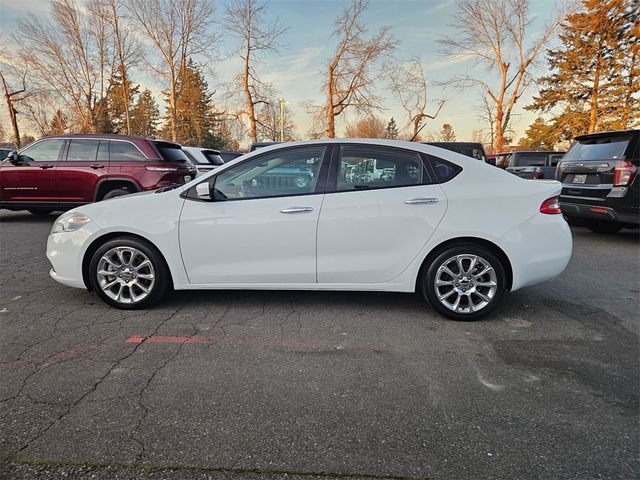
{"left": 0, "top": 139, "right": 64, "bottom": 203}
{"left": 316, "top": 144, "right": 446, "bottom": 284}
{"left": 55, "top": 138, "right": 107, "bottom": 204}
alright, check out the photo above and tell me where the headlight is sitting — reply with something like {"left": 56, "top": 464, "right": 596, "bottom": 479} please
{"left": 51, "top": 212, "right": 91, "bottom": 234}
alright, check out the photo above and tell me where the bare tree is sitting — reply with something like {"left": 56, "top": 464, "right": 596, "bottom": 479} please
{"left": 391, "top": 57, "right": 444, "bottom": 141}
{"left": 90, "top": 0, "right": 140, "bottom": 135}
{"left": 344, "top": 115, "right": 387, "bottom": 138}
{"left": 128, "top": 0, "right": 215, "bottom": 142}
{"left": 256, "top": 99, "right": 295, "bottom": 142}
{"left": 322, "top": 0, "right": 395, "bottom": 137}
{"left": 225, "top": 0, "right": 287, "bottom": 143}
{"left": 0, "top": 70, "right": 30, "bottom": 148}
{"left": 439, "top": 0, "right": 563, "bottom": 151}
{"left": 15, "top": 0, "right": 114, "bottom": 132}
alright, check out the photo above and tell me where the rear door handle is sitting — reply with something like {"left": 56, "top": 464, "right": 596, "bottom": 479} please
{"left": 90, "top": 164, "right": 105, "bottom": 169}
{"left": 280, "top": 206, "right": 313, "bottom": 214}
{"left": 404, "top": 197, "right": 439, "bottom": 205}
{"left": 39, "top": 164, "right": 54, "bottom": 169}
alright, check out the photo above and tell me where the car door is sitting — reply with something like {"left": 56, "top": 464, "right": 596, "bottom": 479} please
{"left": 316, "top": 144, "right": 447, "bottom": 284}
{"left": 179, "top": 145, "right": 330, "bottom": 285}
{"left": 55, "top": 138, "right": 108, "bottom": 204}
{"left": 0, "top": 139, "right": 65, "bottom": 203}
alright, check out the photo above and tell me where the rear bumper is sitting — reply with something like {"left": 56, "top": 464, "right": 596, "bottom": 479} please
{"left": 560, "top": 201, "right": 639, "bottom": 226}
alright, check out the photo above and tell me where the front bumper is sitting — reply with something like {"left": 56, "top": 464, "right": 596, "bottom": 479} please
{"left": 46, "top": 220, "right": 103, "bottom": 289}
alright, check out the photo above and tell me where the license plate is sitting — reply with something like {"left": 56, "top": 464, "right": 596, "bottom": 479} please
{"left": 184, "top": 175, "right": 192, "bottom": 182}
{"left": 572, "top": 174, "right": 587, "bottom": 184}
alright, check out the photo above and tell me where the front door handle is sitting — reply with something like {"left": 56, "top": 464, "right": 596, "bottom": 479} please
{"left": 39, "top": 164, "right": 54, "bottom": 169}
{"left": 90, "top": 164, "right": 105, "bottom": 169}
{"left": 280, "top": 206, "right": 313, "bottom": 214}
{"left": 404, "top": 197, "right": 439, "bottom": 205}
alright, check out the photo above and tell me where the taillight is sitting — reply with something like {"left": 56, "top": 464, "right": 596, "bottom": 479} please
{"left": 146, "top": 166, "right": 178, "bottom": 172}
{"left": 540, "top": 196, "right": 561, "bottom": 215}
{"left": 613, "top": 160, "right": 636, "bottom": 186}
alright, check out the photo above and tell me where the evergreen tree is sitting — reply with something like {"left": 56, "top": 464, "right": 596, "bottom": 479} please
{"left": 438, "top": 123, "right": 456, "bottom": 142}
{"left": 130, "top": 89, "right": 160, "bottom": 137}
{"left": 384, "top": 117, "right": 399, "bottom": 139}
{"left": 105, "top": 65, "right": 139, "bottom": 135}
{"left": 48, "top": 109, "right": 68, "bottom": 135}
{"left": 527, "top": 0, "right": 639, "bottom": 138}
{"left": 518, "top": 117, "right": 560, "bottom": 150}
{"left": 164, "top": 59, "right": 222, "bottom": 147}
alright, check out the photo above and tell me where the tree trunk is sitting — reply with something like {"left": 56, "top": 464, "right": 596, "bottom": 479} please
{"left": 243, "top": 50, "right": 257, "bottom": 143}
{"left": 326, "top": 65, "right": 335, "bottom": 138}
{"left": 621, "top": 48, "right": 637, "bottom": 128}
{"left": 1, "top": 76, "right": 21, "bottom": 148}
{"left": 169, "top": 76, "right": 178, "bottom": 142}
{"left": 495, "top": 105, "right": 504, "bottom": 152}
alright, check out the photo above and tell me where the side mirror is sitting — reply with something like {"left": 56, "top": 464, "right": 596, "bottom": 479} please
{"left": 8, "top": 151, "right": 20, "bottom": 163}
{"left": 195, "top": 182, "right": 211, "bottom": 200}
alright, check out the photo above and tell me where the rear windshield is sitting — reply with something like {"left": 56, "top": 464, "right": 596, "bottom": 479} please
{"left": 203, "top": 151, "right": 224, "bottom": 166}
{"left": 154, "top": 142, "right": 189, "bottom": 162}
{"left": 564, "top": 135, "right": 631, "bottom": 161}
{"left": 514, "top": 153, "right": 546, "bottom": 167}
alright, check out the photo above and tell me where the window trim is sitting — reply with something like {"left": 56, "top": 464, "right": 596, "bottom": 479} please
{"left": 183, "top": 144, "right": 332, "bottom": 203}
{"left": 326, "top": 143, "right": 435, "bottom": 194}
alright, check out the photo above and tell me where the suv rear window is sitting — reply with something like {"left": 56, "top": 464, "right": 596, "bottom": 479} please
{"left": 564, "top": 135, "right": 631, "bottom": 161}
{"left": 154, "top": 142, "right": 189, "bottom": 162}
{"left": 203, "top": 151, "right": 224, "bottom": 166}
{"left": 514, "top": 153, "right": 546, "bottom": 167}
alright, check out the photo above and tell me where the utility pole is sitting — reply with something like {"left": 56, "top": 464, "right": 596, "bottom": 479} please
{"left": 278, "top": 98, "right": 286, "bottom": 142}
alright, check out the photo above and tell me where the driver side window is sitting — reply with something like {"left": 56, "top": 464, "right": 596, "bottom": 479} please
{"left": 19, "top": 139, "right": 65, "bottom": 162}
{"left": 212, "top": 146, "right": 326, "bottom": 200}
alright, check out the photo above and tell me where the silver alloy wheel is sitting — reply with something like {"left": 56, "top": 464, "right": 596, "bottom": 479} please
{"left": 433, "top": 254, "right": 498, "bottom": 314}
{"left": 96, "top": 246, "right": 155, "bottom": 304}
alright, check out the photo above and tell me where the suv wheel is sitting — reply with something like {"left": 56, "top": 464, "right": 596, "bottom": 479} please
{"left": 102, "top": 189, "right": 131, "bottom": 200}
{"left": 89, "top": 237, "right": 170, "bottom": 309}
{"left": 422, "top": 244, "right": 506, "bottom": 321}
{"left": 586, "top": 221, "right": 623, "bottom": 234}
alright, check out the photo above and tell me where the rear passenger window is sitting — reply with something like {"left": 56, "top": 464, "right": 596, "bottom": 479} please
{"left": 67, "top": 139, "right": 100, "bottom": 161}
{"left": 337, "top": 146, "right": 424, "bottom": 191}
{"left": 428, "top": 155, "right": 462, "bottom": 183}
{"left": 110, "top": 141, "right": 146, "bottom": 161}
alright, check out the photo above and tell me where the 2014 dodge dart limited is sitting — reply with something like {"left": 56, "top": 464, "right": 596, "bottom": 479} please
{"left": 46, "top": 139, "right": 573, "bottom": 320}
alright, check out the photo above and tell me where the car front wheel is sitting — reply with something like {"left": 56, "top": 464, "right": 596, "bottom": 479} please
{"left": 422, "top": 245, "right": 506, "bottom": 321}
{"left": 89, "top": 237, "right": 170, "bottom": 309}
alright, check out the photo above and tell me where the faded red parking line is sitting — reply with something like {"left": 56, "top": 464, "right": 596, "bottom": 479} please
{"left": 126, "top": 334, "right": 387, "bottom": 351}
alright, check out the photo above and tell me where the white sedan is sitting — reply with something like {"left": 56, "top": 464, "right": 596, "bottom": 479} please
{"left": 46, "top": 139, "right": 572, "bottom": 320}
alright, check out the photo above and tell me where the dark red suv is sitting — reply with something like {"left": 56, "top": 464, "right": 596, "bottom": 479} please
{"left": 0, "top": 134, "right": 196, "bottom": 215}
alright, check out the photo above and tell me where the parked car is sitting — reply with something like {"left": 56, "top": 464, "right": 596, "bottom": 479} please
{"left": 0, "top": 134, "right": 196, "bottom": 215}
{"left": 422, "top": 142, "right": 487, "bottom": 162}
{"left": 505, "top": 151, "right": 565, "bottom": 180}
{"left": 0, "top": 148, "right": 12, "bottom": 160}
{"left": 250, "top": 141, "right": 279, "bottom": 151}
{"left": 181, "top": 146, "right": 225, "bottom": 177}
{"left": 46, "top": 139, "right": 571, "bottom": 321}
{"left": 557, "top": 129, "right": 639, "bottom": 233}
{"left": 494, "top": 152, "right": 511, "bottom": 169}
{"left": 219, "top": 150, "right": 244, "bottom": 162}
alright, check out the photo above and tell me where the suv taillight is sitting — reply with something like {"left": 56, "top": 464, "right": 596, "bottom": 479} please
{"left": 540, "top": 196, "right": 561, "bottom": 215}
{"left": 613, "top": 160, "right": 636, "bottom": 186}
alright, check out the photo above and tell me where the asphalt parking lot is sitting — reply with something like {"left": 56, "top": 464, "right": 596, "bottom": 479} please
{"left": 0, "top": 210, "right": 638, "bottom": 480}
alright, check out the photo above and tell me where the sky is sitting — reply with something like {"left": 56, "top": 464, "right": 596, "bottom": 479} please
{"left": 0, "top": 0, "right": 561, "bottom": 144}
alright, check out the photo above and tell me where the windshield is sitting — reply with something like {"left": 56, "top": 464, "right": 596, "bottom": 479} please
{"left": 564, "top": 135, "right": 631, "bottom": 161}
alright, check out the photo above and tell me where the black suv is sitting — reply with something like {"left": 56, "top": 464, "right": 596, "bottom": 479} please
{"left": 556, "top": 130, "right": 639, "bottom": 233}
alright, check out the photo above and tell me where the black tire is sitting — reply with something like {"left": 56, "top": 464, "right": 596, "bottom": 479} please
{"left": 88, "top": 237, "right": 171, "bottom": 310}
{"left": 586, "top": 221, "right": 623, "bottom": 234}
{"left": 102, "top": 189, "right": 131, "bottom": 200}
{"left": 421, "top": 244, "right": 507, "bottom": 321}
{"left": 28, "top": 209, "right": 53, "bottom": 216}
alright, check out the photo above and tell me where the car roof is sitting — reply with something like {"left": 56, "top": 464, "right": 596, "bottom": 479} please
{"left": 574, "top": 129, "right": 639, "bottom": 141}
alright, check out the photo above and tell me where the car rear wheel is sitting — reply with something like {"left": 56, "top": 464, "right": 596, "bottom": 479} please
{"left": 89, "top": 237, "right": 170, "bottom": 309}
{"left": 422, "top": 245, "right": 506, "bottom": 321}
{"left": 102, "top": 189, "right": 131, "bottom": 200}
{"left": 586, "top": 221, "right": 623, "bottom": 234}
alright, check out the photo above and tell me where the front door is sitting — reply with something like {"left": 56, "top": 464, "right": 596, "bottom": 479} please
{"left": 0, "top": 139, "right": 65, "bottom": 204}
{"left": 317, "top": 144, "right": 447, "bottom": 284}
{"left": 179, "top": 145, "right": 329, "bottom": 285}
